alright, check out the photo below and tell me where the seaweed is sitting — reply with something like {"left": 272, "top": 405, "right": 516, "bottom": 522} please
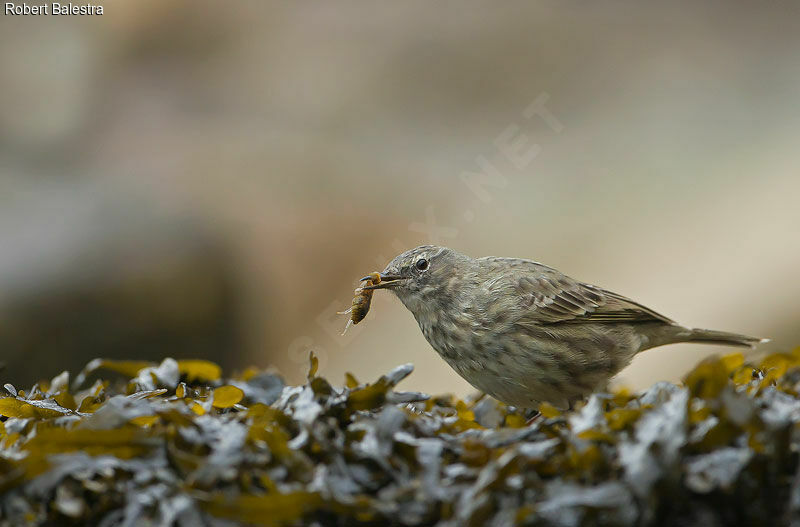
{"left": 2, "top": 350, "right": 800, "bottom": 526}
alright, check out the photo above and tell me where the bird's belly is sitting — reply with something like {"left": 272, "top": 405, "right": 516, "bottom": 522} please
{"left": 422, "top": 323, "right": 637, "bottom": 409}
{"left": 438, "top": 350, "right": 603, "bottom": 409}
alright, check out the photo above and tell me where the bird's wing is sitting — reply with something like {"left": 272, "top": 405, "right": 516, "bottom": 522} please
{"left": 478, "top": 257, "right": 676, "bottom": 325}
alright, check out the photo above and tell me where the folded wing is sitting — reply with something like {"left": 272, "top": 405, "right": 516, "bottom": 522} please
{"left": 479, "top": 257, "right": 676, "bottom": 326}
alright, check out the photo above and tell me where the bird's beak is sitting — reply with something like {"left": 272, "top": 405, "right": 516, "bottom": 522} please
{"left": 360, "top": 272, "right": 406, "bottom": 290}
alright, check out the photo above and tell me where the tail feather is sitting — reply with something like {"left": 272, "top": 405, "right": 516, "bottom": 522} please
{"left": 684, "top": 328, "right": 768, "bottom": 349}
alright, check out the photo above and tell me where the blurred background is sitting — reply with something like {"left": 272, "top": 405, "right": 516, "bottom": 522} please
{"left": 1, "top": 2, "right": 798, "bottom": 395}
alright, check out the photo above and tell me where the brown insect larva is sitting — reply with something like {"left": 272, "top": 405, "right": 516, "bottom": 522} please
{"left": 338, "top": 272, "right": 381, "bottom": 335}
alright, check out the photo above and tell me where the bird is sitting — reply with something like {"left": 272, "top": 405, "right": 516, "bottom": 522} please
{"left": 361, "top": 245, "right": 767, "bottom": 410}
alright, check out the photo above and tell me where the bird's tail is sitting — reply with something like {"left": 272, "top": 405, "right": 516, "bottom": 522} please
{"left": 683, "top": 328, "right": 768, "bottom": 349}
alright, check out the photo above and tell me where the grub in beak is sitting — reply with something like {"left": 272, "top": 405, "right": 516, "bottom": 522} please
{"left": 360, "top": 272, "right": 405, "bottom": 290}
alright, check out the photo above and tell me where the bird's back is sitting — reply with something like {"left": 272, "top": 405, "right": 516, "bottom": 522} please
{"left": 475, "top": 256, "right": 676, "bottom": 327}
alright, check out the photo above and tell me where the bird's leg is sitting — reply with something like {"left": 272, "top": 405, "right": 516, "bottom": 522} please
{"left": 524, "top": 408, "right": 541, "bottom": 425}
{"left": 467, "top": 392, "right": 486, "bottom": 407}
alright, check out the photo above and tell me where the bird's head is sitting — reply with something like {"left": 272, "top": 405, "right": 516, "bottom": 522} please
{"left": 361, "top": 245, "right": 472, "bottom": 317}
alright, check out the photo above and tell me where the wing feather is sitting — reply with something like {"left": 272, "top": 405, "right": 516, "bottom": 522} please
{"left": 478, "top": 256, "right": 675, "bottom": 326}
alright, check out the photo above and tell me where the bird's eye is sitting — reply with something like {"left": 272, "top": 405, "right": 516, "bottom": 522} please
{"left": 415, "top": 258, "right": 429, "bottom": 271}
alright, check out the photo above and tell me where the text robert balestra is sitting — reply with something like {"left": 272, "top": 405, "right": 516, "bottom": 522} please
{"left": 5, "top": 2, "right": 104, "bottom": 15}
